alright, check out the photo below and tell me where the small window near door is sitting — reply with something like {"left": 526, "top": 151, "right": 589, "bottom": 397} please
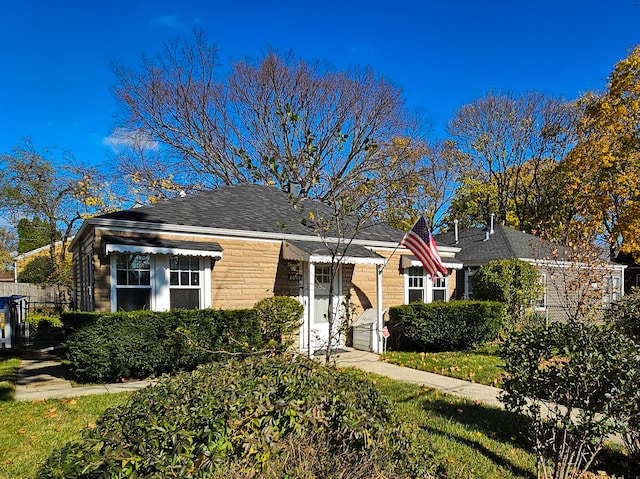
{"left": 169, "top": 255, "right": 201, "bottom": 309}
{"left": 315, "top": 265, "right": 331, "bottom": 285}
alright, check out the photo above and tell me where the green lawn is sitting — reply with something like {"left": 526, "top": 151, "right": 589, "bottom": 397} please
{"left": 382, "top": 344, "right": 506, "bottom": 387}
{"left": 0, "top": 352, "right": 20, "bottom": 402}
{"left": 0, "top": 353, "right": 626, "bottom": 479}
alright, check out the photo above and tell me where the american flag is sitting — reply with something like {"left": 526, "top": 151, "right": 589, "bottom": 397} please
{"left": 400, "top": 216, "right": 447, "bottom": 279}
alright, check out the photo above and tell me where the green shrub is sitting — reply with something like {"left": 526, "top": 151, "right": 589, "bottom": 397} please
{"left": 17, "top": 256, "right": 55, "bottom": 285}
{"left": 387, "top": 300, "right": 506, "bottom": 351}
{"left": 604, "top": 291, "right": 640, "bottom": 471}
{"left": 28, "top": 313, "right": 63, "bottom": 335}
{"left": 471, "top": 258, "right": 542, "bottom": 328}
{"left": 38, "top": 355, "right": 441, "bottom": 478}
{"left": 501, "top": 323, "right": 640, "bottom": 479}
{"left": 254, "top": 295, "right": 303, "bottom": 344}
{"left": 62, "top": 309, "right": 262, "bottom": 383}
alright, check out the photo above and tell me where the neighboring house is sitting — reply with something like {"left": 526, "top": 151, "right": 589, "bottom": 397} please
{"left": 435, "top": 224, "right": 626, "bottom": 321}
{"left": 69, "top": 183, "right": 462, "bottom": 354}
{"left": 13, "top": 239, "right": 73, "bottom": 283}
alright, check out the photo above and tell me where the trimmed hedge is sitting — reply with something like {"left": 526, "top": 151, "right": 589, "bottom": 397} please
{"left": 38, "top": 355, "right": 441, "bottom": 478}
{"left": 62, "top": 309, "right": 261, "bottom": 383}
{"left": 387, "top": 300, "right": 506, "bottom": 351}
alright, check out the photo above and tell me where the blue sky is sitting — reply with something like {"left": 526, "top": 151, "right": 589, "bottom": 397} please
{"left": 1, "top": 0, "right": 639, "bottom": 171}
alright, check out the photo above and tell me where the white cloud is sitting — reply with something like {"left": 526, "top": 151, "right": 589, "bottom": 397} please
{"left": 103, "top": 128, "right": 159, "bottom": 152}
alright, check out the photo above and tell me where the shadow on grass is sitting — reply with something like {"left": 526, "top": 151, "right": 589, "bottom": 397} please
{"left": 0, "top": 351, "right": 20, "bottom": 402}
{"left": 420, "top": 395, "right": 633, "bottom": 479}
{"left": 421, "top": 423, "right": 534, "bottom": 479}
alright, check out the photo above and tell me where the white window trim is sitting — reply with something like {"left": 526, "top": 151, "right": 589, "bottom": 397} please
{"left": 404, "top": 267, "right": 433, "bottom": 304}
{"left": 110, "top": 254, "right": 211, "bottom": 312}
{"left": 535, "top": 273, "right": 548, "bottom": 311}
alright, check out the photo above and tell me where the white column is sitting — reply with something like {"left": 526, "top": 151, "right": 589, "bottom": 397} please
{"left": 374, "top": 264, "right": 383, "bottom": 354}
{"left": 307, "top": 262, "right": 315, "bottom": 357}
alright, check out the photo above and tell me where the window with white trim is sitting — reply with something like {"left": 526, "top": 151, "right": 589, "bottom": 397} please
{"left": 115, "top": 253, "right": 151, "bottom": 311}
{"left": 432, "top": 275, "right": 447, "bottom": 302}
{"left": 169, "top": 255, "right": 201, "bottom": 309}
{"left": 603, "top": 274, "right": 621, "bottom": 306}
{"left": 112, "top": 253, "right": 210, "bottom": 312}
{"left": 535, "top": 273, "right": 547, "bottom": 309}
{"left": 405, "top": 267, "right": 449, "bottom": 303}
{"left": 407, "top": 266, "right": 426, "bottom": 303}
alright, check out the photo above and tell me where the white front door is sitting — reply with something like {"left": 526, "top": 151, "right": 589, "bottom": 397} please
{"left": 312, "top": 264, "right": 340, "bottom": 352}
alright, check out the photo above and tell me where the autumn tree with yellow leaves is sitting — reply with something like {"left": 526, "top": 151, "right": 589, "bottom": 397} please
{"left": 561, "top": 45, "right": 640, "bottom": 259}
{"left": 0, "top": 139, "right": 117, "bottom": 287}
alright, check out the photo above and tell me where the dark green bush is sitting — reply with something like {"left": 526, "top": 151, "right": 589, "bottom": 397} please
{"left": 471, "top": 258, "right": 542, "bottom": 328}
{"left": 605, "top": 290, "right": 640, "bottom": 342}
{"left": 62, "top": 309, "right": 261, "bottom": 383}
{"left": 604, "top": 291, "right": 640, "bottom": 471}
{"left": 17, "top": 255, "right": 55, "bottom": 284}
{"left": 254, "top": 295, "right": 303, "bottom": 344}
{"left": 501, "top": 323, "right": 640, "bottom": 479}
{"left": 387, "top": 300, "right": 506, "bottom": 351}
{"left": 38, "top": 355, "right": 441, "bottom": 479}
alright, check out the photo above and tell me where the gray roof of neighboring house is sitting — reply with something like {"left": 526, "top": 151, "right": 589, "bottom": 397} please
{"left": 96, "top": 183, "right": 404, "bottom": 243}
{"left": 434, "top": 224, "right": 556, "bottom": 265}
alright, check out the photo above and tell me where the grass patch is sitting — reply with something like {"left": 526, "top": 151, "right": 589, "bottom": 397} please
{"left": 382, "top": 344, "right": 505, "bottom": 386}
{"left": 0, "top": 392, "right": 131, "bottom": 479}
{"left": 372, "top": 374, "right": 536, "bottom": 478}
{"left": 0, "top": 352, "right": 20, "bottom": 402}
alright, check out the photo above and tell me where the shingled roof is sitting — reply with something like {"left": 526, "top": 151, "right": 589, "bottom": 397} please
{"left": 96, "top": 183, "right": 403, "bottom": 244}
{"left": 434, "top": 224, "right": 556, "bottom": 266}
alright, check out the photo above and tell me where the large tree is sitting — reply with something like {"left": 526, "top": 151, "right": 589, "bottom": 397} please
{"left": 380, "top": 138, "right": 463, "bottom": 232}
{"left": 446, "top": 91, "right": 576, "bottom": 231}
{"left": 561, "top": 45, "right": 640, "bottom": 259}
{"left": 110, "top": 29, "right": 420, "bottom": 204}
{"left": 0, "top": 139, "right": 105, "bottom": 281}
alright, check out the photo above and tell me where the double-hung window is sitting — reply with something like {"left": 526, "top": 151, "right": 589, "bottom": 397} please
{"left": 112, "top": 253, "right": 210, "bottom": 312}
{"left": 406, "top": 266, "right": 449, "bottom": 303}
{"left": 115, "top": 254, "right": 151, "bottom": 311}
{"left": 432, "top": 275, "right": 447, "bottom": 302}
{"left": 407, "top": 266, "right": 426, "bottom": 303}
{"left": 169, "top": 255, "right": 201, "bottom": 309}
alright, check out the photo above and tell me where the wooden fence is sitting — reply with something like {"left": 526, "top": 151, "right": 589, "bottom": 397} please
{"left": 0, "top": 283, "right": 67, "bottom": 309}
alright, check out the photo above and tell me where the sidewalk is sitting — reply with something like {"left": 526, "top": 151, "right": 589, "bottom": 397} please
{"left": 15, "top": 350, "right": 155, "bottom": 401}
{"left": 334, "top": 348, "right": 504, "bottom": 409}
{"left": 14, "top": 347, "right": 502, "bottom": 407}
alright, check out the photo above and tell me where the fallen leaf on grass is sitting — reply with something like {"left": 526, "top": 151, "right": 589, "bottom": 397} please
{"left": 45, "top": 407, "right": 59, "bottom": 419}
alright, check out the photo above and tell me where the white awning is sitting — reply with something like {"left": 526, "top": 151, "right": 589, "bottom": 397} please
{"left": 400, "top": 254, "right": 463, "bottom": 270}
{"left": 283, "top": 240, "right": 385, "bottom": 265}
{"left": 101, "top": 235, "right": 223, "bottom": 259}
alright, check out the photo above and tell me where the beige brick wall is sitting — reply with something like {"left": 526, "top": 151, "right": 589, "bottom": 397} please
{"left": 349, "top": 250, "right": 405, "bottom": 318}
{"left": 210, "top": 238, "right": 285, "bottom": 309}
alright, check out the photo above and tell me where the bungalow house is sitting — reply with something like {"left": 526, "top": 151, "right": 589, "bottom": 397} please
{"left": 435, "top": 223, "right": 626, "bottom": 321}
{"left": 69, "top": 183, "right": 462, "bottom": 354}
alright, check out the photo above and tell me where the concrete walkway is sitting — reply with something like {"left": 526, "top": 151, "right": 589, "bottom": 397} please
{"left": 15, "top": 350, "right": 155, "bottom": 401}
{"left": 15, "top": 347, "right": 503, "bottom": 407}
{"left": 334, "top": 348, "right": 504, "bottom": 409}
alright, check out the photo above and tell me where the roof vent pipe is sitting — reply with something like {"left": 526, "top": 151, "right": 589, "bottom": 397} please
{"left": 490, "top": 213, "right": 495, "bottom": 235}
{"left": 287, "top": 180, "right": 301, "bottom": 198}
{"left": 454, "top": 220, "right": 459, "bottom": 244}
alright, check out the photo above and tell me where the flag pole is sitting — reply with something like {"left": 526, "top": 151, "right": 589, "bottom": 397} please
{"left": 379, "top": 239, "right": 404, "bottom": 275}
